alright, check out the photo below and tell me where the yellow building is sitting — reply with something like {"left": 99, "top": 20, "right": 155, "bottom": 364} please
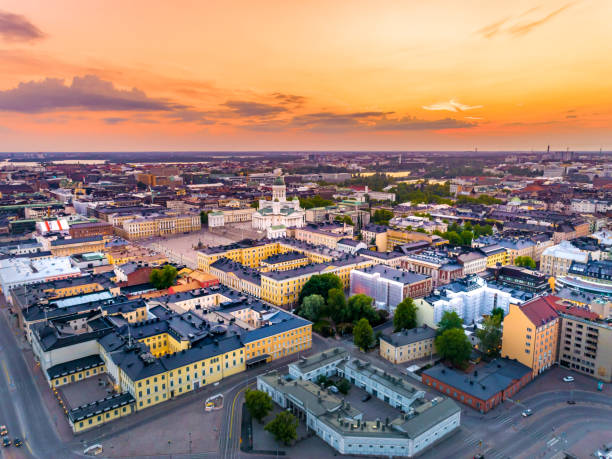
{"left": 50, "top": 236, "right": 106, "bottom": 257}
{"left": 259, "top": 251, "right": 309, "bottom": 272}
{"left": 115, "top": 213, "right": 201, "bottom": 240}
{"left": 501, "top": 297, "right": 560, "bottom": 377}
{"left": 478, "top": 245, "right": 509, "bottom": 268}
{"left": 379, "top": 326, "right": 436, "bottom": 364}
{"left": 105, "top": 244, "right": 168, "bottom": 266}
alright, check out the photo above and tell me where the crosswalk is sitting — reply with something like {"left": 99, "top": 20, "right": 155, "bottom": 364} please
{"left": 495, "top": 414, "right": 516, "bottom": 426}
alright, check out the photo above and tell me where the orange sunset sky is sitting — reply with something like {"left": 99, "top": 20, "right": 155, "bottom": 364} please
{"left": 0, "top": 0, "right": 611, "bottom": 151}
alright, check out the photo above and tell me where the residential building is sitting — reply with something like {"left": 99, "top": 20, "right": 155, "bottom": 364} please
{"left": 49, "top": 236, "right": 106, "bottom": 256}
{"left": 400, "top": 251, "right": 463, "bottom": 287}
{"left": 457, "top": 251, "right": 487, "bottom": 275}
{"left": 422, "top": 359, "right": 532, "bottom": 413}
{"left": 540, "top": 241, "right": 590, "bottom": 277}
{"left": 69, "top": 221, "right": 114, "bottom": 239}
{"left": 337, "top": 238, "right": 367, "bottom": 254}
{"left": 379, "top": 326, "right": 437, "bottom": 364}
{"left": 501, "top": 297, "right": 560, "bottom": 377}
{"left": 292, "top": 222, "right": 353, "bottom": 249}
{"left": 357, "top": 249, "right": 407, "bottom": 268}
{"left": 350, "top": 265, "right": 432, "bottom": 312}
{"left": 494, "top": 266, "right": 551, "bottom": 294}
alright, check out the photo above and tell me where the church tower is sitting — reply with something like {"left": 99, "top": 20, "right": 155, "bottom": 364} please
{"left": 272, "top": 176, "right": 286, "bottom": 202}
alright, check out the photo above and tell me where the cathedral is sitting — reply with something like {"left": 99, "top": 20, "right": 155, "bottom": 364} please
{"left": 252, "top": 176, "right": 305, "bottom": 231}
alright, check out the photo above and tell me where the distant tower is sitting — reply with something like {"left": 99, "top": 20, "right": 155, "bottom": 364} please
{"left": 272, "top": 176, "right": 286, "bottom": 201}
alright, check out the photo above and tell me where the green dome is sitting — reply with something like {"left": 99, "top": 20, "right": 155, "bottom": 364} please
{"left": 273, "top": 176, "right": 285, "bottom": 185}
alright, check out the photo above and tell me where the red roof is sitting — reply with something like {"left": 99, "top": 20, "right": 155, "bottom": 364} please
{"left": 519, "top": 296, "right": 559, "bottom": 327}
{"left": 548, "top": 300, "right": 599, "bottom": 321}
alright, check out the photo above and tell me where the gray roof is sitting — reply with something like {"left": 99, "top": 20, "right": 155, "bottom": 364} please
{"left": 380, "top": 326, "right": 436, "bottom": 347}
{"left": 290, "top": 347, "right": 348, "bottom": 374}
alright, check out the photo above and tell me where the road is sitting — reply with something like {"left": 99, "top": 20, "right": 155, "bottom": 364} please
{"left": 0, "top": 307, "right": 80, "bottom": 459}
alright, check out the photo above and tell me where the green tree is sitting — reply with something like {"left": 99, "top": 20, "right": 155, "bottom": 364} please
{"left": 326, "top": 287, "right": 347, "bottom": 322}
{"left": 250, "top": 201, "right": 259, "bottom": 209}
{"left": 460, "top": 230, "right": 474, "bottom": 246}
{"left": 299, "top": 195, "right": 334, "bottom": 209}
{"left": 353, "top": 318, "right": 374, "bottom": 351}
{"left": 372, "top": 209, "right": 394, "bottom": 225}
{"left": 334, "top": 215, "right": 354, "bottom": 225}
{"left": 491, "top": 307, "right": 505, "bottom": 322}
{"left": 337, "top": 378, "right": 351, "bottom": 394}
{"left": 149, "top": 265, "right": 178, "bottom": 289}
{"left": 200, "top": 211, "right": 209, "bottom": 225}
{"left": 346, "top": 294, "right": 378, "bottom": 323}
{"left": 393, "top": 298, "right": 418, "bottom": 332}
{"left": 435, "top": 328, "right": 472, "bottom": 367}
{"left": 300, "top": 294, "right": 325, "bottom": 322}
{"left": 515, "top": 256, "right": 536, "bottom": 269}
{"left": 265, "top": 411, "right": 298, "bottom": 445}
{"left": 244, "top": 389, "right": 273, "bottom": 423}
{"left": 444, "top": 231, "right": 462, "bottom": 246}
{"left": 476, "top": 315, "right": 503, "bottom": 358}
{"left": 437, "top": 311, "right": 464, "bottom": 335}
{"left": 298, "top": 273, "right": 343, "bottom": 304}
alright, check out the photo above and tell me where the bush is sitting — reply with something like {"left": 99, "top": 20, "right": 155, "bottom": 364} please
{"left": 337, "top": 378, "right": 351, "bottom": 395}
{"left": 313, "top": 319, "right": 334, "bottom": 337}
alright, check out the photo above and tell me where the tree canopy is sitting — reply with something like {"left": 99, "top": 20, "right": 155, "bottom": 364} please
{"left": 265, "top": 411, "right": 298, "bottom": 445}
{"left": 514, "top": 256, "right": 536, "bottom": 269}
{"left": 149, "top": 265, "right": 178, "bottom": 290}
{"left": 299, "top": 195, "right": 334, "bottom": 209}
{"left": 300, "top": 294, "right": 325, "bottom": 322}
{"left": 346, "top": 294, "right": 378, "bottom": 323}
{"left": 435, "top": 328, "right": 472, "bottom": 368}
{"left": 327, "top": 288, "right": 347, "bottom": 323}
{"left": 393, "top": 298, "right": 418, "bottom": 332}
{"left": 244, "top": 389, "right": 273, "bottom": 423}
{"left": 476, "top": 315, "right": 503, "bottom": 358}
{"left": 298, "top": 273, "right": 343, "bottom": 304}
{"left": 372, "top": 209, "right": 394, "bottom": 225}
{"left": 437, "top": 311, "right": 464, "bottom": 335}
{"left": 353, "top": 318, "right": 374, "bottom": 351}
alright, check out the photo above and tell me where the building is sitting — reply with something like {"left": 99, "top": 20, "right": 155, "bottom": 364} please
{"left": 260, "top": 350, "right": 460, "bottom": 458}
{"left": 379, "top": 326, "right": 437, "bottom": 364}
{"left": 494, "top": 265, "right": 551, "bottom": 294}
{"left": 401, "top": 251, "right": 463, "bottom": 287}
{"left": 0, "top": 256, "right": 81, "bottom": 301}
{"left": 540, "top": 240, "right": 590, "bottom": 277}
{"left": 422, "top": 359, "right": 532, "bottom": 413}
{"left": 422, "top": 275, "right": 533, "bottom": 326}
{"left": 457, "top": 251, "right": 487, "bottom": 275}
{"left": 350, "top": 265, "right": 432, "bottom": 312}
{"left": 49, "top": 236, "right": 106, "bottom": 257}
{"left": 361, "top": 224, "right": 389, "bottom": 252}
{"left": 69, "top": 221, "right": 114, "bottom": 239}
{"left": 252, "top": 176, "right": 305, "bottom": 230}
{"left": 478, "top": 244, "right": 509, "bottom": 268}
{"left": 115, "top": 212, "right": 201, "bottom": 240}
{"left": 357, "top": 249, "right": 407, "bottom": 268}
{"left": 292, "top": 222, "right": 353, "bottom": 249}
{"left": 501, "top": 297, "right": 560, "bottom": 377}
{"left": 337, "top": 238, "right": 367, "bottom": 254}
{"left": 259, "top": 251, "right": 310, "bottom": 272}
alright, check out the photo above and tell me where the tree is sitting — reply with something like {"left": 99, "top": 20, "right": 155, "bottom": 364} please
{"left": 299, "top": 195, "right": 334, "bottom": 209}
{"left": 337, "top": 378, "right": 351, "bottom": 394}
{"left": 393, "top": 298, "right": 418, "bottom": 332}
{"left": 460, "top": 230, "right": 474, "bottom": 246}
{"left": 437, "top": 311, "right": 463, "bottom": 335}
{"left": 476, "top": 315, "right": 503, "bottom": 358}
{"left": 444, "top": 231, "right": 462, "bottom": 246}
{"left": 334, "top": 215, "right": 354, "bottom": 225}
{"left": 250, "top": 201, "right": 259, "bottom": 209}
{"left": 347, "top": 294, "right": 377, "bottom": 322}
{"left": 300, "top": 294, "right": 325, "bottom": 322}
{"left": 435, "top": 328, "right": 472, "bottom": 367}
{"left": 200, "top": 211, "right": 209, "bottom": 225}
{"left": 372, "top": 209, "right": 394, "bottom": 225}
{"left": 515, "top": 256, "right": 536, "bottom": 269}
{"left": 298, "top": 273, "right": 343, "bottom": 305}
{"left": 491, "top": 307, "right": 505, "bottom": 322}
{"left": 326, "top": 287, "right": 347, "bottom": 323}
{"left": 265, "top": 411, "right": 298, "bottom": 445}
{"left": 244, "top": 389, "right": 273, "bottom": 423}
{"left": 149, "top": 265, "right": 178, "bottom": 290}
{"left": 353, "top": 318, "right": 374, "bottom": 351}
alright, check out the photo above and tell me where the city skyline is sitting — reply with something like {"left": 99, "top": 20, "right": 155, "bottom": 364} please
{"left": 1, "top": 0, "right": 611, "bottom": 151}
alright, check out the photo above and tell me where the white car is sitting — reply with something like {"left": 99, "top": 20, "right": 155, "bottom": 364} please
{"left": 563, "top": 376, "right": 575, "bottom": 382}
{"left": 521, "top": 409, "right": 533, "bottom": 417}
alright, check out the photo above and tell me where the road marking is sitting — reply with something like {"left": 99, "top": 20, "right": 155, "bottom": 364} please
{"left": 1, "top": 359, "right": 10, "bottom": 385}
{"left": 228, "top": 385, "right": 248, "bottom": 440}
{"left": 547, "top": 437, "right": 560, "bottom": 447}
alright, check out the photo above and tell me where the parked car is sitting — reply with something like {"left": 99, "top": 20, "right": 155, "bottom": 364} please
{"left": 563, "top": 376, "right": 575, "bottom": 382}
{"left": 0, "top": 426, "right": 6, "bottom": 436}
{"left": 521, "top": 409, "right": 533, "bottom": 417}
{"left": 13, "top": 438, "right": 22, "bottom": 447}
{"left": 329, "top": 385, "right": 339, "bottom": 393}
{"left": 361, "top": 393, "right": 372, "bottom": 402}
{"left": 2, "top": 436, "right": 11, "bottom": 447}
{"left": 567, "top": 400, "right": 576, "bottom": 405}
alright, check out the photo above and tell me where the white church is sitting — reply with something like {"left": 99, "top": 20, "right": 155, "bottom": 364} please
{"left": 252, "top": 176, "right": 305, "bottom": 235}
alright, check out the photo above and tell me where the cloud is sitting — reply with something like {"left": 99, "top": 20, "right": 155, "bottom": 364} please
{"left": 508, "top": 3, "right": 574, "bottom": 36}
{"left": 166, "top": 109, "right": 214, "bottom": 124}
{"left": 244, "top": 111, "right": 475, "bottom": 133}
{"left": 271, "top": 92, "right": 306, "bottom": 106}
{"left": 0, "top": 10, "right": 45, "bottom": 43}
{"left": 422, "top": 99, "right": 483, "bottom": 112}
{"left": 223, "top": 100, "right": 288, "bottom": 117}
{"left": 566, "top": 114, "right": 577, "bottom": 119}
{"left": 478, "top": 3, "right": 575, "bottom": 39}
{"left": 103, "top": 117, "right": 129, "bottom": 125}
{"left": 0, "top": 75, "right": 187, "bottom": 113}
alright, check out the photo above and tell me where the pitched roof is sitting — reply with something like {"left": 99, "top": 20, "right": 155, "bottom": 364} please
{"left": 519, "top": 296, "right": 559, "bottom": 327}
